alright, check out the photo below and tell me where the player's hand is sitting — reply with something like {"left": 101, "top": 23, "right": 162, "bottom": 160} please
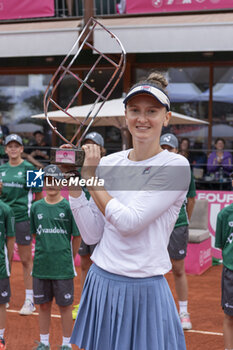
{"left": 81, "top": 144, "right": 101, "bottom": 181}
{"left": 60, "top": 143, "right": 73, "bottom": 149}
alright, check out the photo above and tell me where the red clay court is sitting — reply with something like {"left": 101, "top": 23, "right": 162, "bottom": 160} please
{"left": 5, "top": 262, "right": 224, "bottom": 350}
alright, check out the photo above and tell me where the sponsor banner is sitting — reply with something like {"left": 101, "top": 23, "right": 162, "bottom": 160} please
{"left": 196, "top": 190, "right": 233, "bottom": 260}
{"left": 0, "top": 0, "right": 54, "bottom": 20}
{"left": 185, "top": 237, "right": 212, "bottom": 275}
{"left": 126, "top": 0, "right": 233, "bottom": 14}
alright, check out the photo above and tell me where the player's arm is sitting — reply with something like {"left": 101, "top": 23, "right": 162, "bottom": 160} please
{"left": 72, "top": 236, "right": 81, "bottom": 261}
{"left": 30, "top": 204, "right": 37, "bottom": 242}
{"left": 5, "top": 206, "right": 15, "bottom": 267}
{"left": 186, "top": 196, "right": 196, "bottom": 220}
{"left": 186, "top": 171, "right": 196, "bottom": 220}
{"left": 23, "top": 152, "right": 44, "bottom": 169}
{"left": 215, "top": 212, "right": 223, "bottom": 249}
{"left": 70, "top": 209, "right": 81, "bottom": 260}
{"left": 7, "top": 236, "right": 15, "bottom": 267}
{"left": 80, "top": 144, "right": 112, "bottom": 214}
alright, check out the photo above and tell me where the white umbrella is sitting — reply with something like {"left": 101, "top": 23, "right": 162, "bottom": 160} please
{"left": 31, "top": 98, "right": 208, "bottom": 127}
{"left": 178, "top": 123, "right": 233, "bottom": 139}
{"left": 31, "top": 98, "right": 208, "bottom": 149}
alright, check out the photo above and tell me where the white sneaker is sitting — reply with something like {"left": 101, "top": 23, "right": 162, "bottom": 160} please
{"left": 5, "top": 302, "right": 9, "bottom": 309}
{"left": 180, "top": 312, "right": 192, "bottom": 330}
{"left": 19, "top": 299, "right": 36, "bottom": 315}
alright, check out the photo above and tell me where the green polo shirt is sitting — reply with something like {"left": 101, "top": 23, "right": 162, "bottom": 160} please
{"left": 31, "top": 198, "right": 80, "bottom": 279}
{"left": 215, "top": 204, "right": 233, "bottom": 271}
{"left": 0, "top": 160, "right": 42, "bottom": 222}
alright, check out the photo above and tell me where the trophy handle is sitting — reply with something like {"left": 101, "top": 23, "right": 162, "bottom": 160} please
{"left": 44, "top": 17, "right": 126, "bottom": 149}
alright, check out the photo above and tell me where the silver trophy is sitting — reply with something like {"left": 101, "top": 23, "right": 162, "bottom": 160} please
{"left": 44, "top": 17, "right": 126, "bottom": 168}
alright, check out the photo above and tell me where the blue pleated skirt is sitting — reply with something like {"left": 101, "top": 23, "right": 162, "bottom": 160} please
{"left": 71, "top": 264, "right": 186, "bottom": 350}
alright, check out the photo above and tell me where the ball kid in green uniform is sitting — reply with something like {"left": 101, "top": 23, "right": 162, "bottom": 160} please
{"left": 160, "top": 133, "right": 196, "bottom": 330}
{"left": 0, "top": 199, "right": 15, "bottom": 349}
{"left": 215, "top": 186, "right": 233, "bottom": 350}
{"left": 30, "top": 164, "right": 80, "bottom": 350}
{"left": 0, "top": 134, "right": 43, "bottom": 316}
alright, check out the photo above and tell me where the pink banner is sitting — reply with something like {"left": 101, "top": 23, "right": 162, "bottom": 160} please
{"left": 126, "top": 0, "right": 233, "bottom": 14}
{"left": 185, "top": 237, "right": 212, "bottom": 275}
{"left": 0, "top": 0, "right": 54, "bottom": 20}
{"left": 196, "top": 190, "right": 233, "bottom": 260}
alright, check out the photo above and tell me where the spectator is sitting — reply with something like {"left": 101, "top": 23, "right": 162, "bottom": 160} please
{"left": 28, "top": 130, "right": 50, "bottom": 166}
{"left": 0, "top": 128, "right": 43, "bottom": 169}
{"left": 57, "top": 0, "right": 77, "bottom": 17}
{"left": 207, "top": 138, "right": 232, "bottom": 177}
{"left": 66, "top": 0, "right": 73, "bottom": 16}
{"left": 117, "top": 0, "right": 126, "bottom": 14}
{"left": 179, "top": 138, "right": 191, "bottom": 161}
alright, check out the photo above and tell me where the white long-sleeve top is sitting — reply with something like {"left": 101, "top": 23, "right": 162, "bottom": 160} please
{"left": 69, "top": 149, "right": 190, "bottom": 277}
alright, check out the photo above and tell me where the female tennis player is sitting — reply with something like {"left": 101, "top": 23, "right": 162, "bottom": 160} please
{"left": 69, "top": 72, "right": 190, "bottom": 350}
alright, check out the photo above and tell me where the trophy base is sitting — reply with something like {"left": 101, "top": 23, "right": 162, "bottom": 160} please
{"left": 51, "top": 147, "right": 85, "bottom": 167}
